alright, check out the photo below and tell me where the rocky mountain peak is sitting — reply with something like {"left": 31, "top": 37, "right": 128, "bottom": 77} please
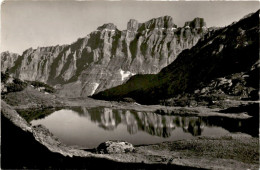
{"left": 97, "top": 23, "right": 117, "bottom": 31}
{"left": 1, "top": 51, "right": 19, "bottom": 72}
{"left": 141, "top": 15, "right": 176, "bottom": 30}
{"left": 127, "top": 19, "right": 139, "bottom": 32}
{"left": 1, "top": 51, "right": 18, "bottom": 59}
{"left": 1, "top": 51, "right": 11, "bottom": 57}
{"left": 184, "top": 17, "right": 206, "bottom": 28}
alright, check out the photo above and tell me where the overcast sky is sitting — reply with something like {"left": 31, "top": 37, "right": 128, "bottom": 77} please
{"left": 1, "top": 1, "right": 259, "bottom": 54}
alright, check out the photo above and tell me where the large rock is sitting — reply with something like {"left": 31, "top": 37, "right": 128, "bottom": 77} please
{"left": 97, "top": 141, "right": 135, "bottom": 154}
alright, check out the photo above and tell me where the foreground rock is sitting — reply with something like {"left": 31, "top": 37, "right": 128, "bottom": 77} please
{"left": 97, "top": 141, "right": 135, "bottom": 154}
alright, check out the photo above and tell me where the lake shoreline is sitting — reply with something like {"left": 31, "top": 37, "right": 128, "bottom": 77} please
{"left": 1, "top": 88, "right": 259, "bottom": 169}
{"left": 4, "top": 86, "right": 258, "bottom": 120}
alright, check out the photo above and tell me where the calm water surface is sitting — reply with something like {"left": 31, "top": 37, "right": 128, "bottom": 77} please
{"left": 31, "top": 107, "right": 253, "bottom": 148}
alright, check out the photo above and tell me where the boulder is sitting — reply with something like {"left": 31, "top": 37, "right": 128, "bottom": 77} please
{"left": 97, "top": 140, "right": 135, "bottom": 154}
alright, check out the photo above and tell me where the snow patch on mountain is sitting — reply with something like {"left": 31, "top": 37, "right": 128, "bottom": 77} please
{"left": 90, "top": 83, "right": 99, "bottom": 95}
{"left": 120, "top": 69, "right": 135, "bottom": 81}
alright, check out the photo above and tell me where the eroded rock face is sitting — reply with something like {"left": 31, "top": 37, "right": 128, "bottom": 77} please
{"left": 184, "top": 17, "right": 206, "bottom": 29}
{"left": 1, "top": 16, "right": 207, "bottom": 97}
{"left": 1, "top": 51, "right": 19, "bottom": 72}
{"left": 97, "top": 141, "right": 135, "bottom": 154}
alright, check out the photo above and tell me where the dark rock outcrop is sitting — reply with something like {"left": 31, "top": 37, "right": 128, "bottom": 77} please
{"left": 93, "top": 10, "right": 259, "bottom": 105}
{"left": 1, "top": 16, "right": 207, "bottom": 97}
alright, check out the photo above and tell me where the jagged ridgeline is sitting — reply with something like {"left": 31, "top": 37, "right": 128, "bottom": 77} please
{"left": 93, "top": 10, "right": 259, "bottom": 104}
{"left": 1, "top": 16, "right": 207, "bottom": 97}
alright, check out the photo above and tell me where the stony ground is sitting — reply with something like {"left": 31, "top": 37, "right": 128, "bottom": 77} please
{"left": 130, "top": 134, "right": 259, "bottom": 170}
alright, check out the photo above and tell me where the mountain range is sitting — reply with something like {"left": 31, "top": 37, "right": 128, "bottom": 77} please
{"left": 93, "top": 10, "right": 259, "bottom": 105}
{"left": 1, "top": 16, "right": 208, "bottom": 97}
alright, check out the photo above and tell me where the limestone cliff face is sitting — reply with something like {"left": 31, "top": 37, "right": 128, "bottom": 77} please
{"left": 1, "top": 16, "right": 207, "bottom": 97}
{"left": 1, "top": 51, "right": 19, "bottom": 72}
{"left": 10, "top": 45, "right": 68, "bottom": 83}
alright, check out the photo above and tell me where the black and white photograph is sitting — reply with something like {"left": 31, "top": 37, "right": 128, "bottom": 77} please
{"left": 1, "top": 0, "right": 259, "bottom": 169}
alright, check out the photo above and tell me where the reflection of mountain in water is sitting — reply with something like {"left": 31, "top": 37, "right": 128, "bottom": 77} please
{"left": 71, "top": 107, "right": 258, "bottom": 137}
{"left": 72, "top": 107, "right": 206, "bottom": 137}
